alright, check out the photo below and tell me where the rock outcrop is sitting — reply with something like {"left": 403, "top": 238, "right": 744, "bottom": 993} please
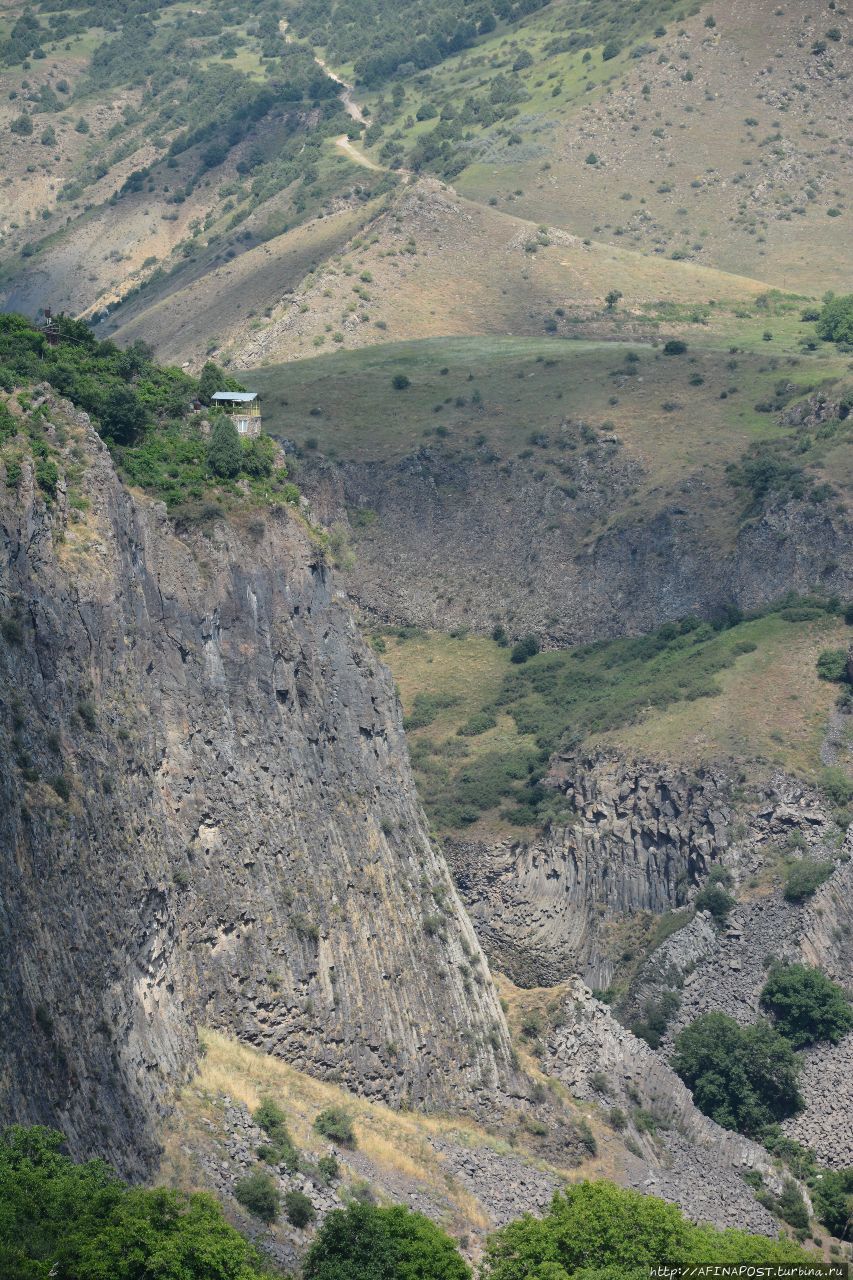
{"left": 543, "top": 980, "right": 790, "bottom": 1235}
{"left": 0, "top": 395, "right": 514, "bottom": 1178}
{"left": 448, "top": 752, "right": 734, "bottom": 989}
{"left": 299, "top": 445, "right": 852, "bottom": 645}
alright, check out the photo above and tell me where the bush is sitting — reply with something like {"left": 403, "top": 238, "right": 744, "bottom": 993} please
{"left": 694, "top": 881, "right": 735, "bottom": 924}
{"left": 760, "top": 963, "right": 853, "bottom": 1048}
{"left": 234, "top": 1170, "right": 280, "bottom": 1223}
{"left": 254, "top": 1098, "right": 299, "bottom": 1171}
{"left": 672, "top": 1012, "right": 803, "bottom": 1136}
{"left": 817, "top": 648, "right": 849, "bottom": 682}
{"left": 392, "top": 373, "right": 411, "bottom": 390}
{"left": 630, "top": 990, "right": 681, "bottom": 1049}
{"left": 10, "top": 113, "right": 33, "bottom": 135}
{"left": 284, "top": 1189, "right": 315, "bottom": 1228}
{"left": 663, "top": 339, "right": 688, "bottom": 355}
{"left": 304, "top": 1203, "right": 470, "bottom": 1280}
{"left": 510, "top": 634, "right": 539, "bottom": 664}
{"left": 313, "top": 1107, "right": 356, "bottom": 1147}
{"left": 0, "top": 1125, "right": 268, "bottom": 1278}
{"left": 601, "top": 39, "right": 621, "bottom": 60}
{"left": 783, "top": 860, "right": 834, "bottom": 902}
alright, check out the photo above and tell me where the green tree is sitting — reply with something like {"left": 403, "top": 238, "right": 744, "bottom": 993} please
{"left": 0, "top": 1125, "right": 266, "bottom": 1280}
{"left": 783, "top": 860, "right": 834, "bottom": 902}
{"left": 99, "top": 383, "right": 148, "bottom": 445}
{"left": 304, "top": 1203, "right": 470, "bottom": 1280}
{"left": 816, "top": 294, "right": 853, "bottom": 347}
{"left": 671, "top": 1013, "right": 803, "bottom": 1136}
{"left": 760, "top": 963, "right": 853, "bottom": 1048}
{"left": 605, "top": 290, "right": 623, "bottom": 311}
{"left": 207, "top": 415, "right": 242, "bottom": 478}
{"left": 198, "top": 360, "right": 228, "bottom": 404}
{"left": 812, "top": 1169, "right": 853, "bottom": 1240}
{"left": 481, "top": 1181, "right": 811, "bottom": 1280}
{"left": 694, "top": 881, "right": 735, "bottom": 923}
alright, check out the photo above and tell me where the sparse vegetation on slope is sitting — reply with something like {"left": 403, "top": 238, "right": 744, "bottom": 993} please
{"left": 383, "top": 600, "right": 849, "bottom": 832}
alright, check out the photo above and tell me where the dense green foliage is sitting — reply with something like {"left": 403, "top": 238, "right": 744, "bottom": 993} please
{"left": 816, "top": 294, "right": 853, "bottom": 348}
{"left": 304, "top": 1203, "right": 470, "bottom": 1280}
{"left": 480, "top": 1181, "right": 812, "bottom": 1280}
{"left": 234, "top": 1169, "right": 280, "bottom": 1224}
{"left": 812, "top": 1169, "right": 853, "bottom": 1241}
{"left": 0, "top": 1126, "right": 267, "bottom": 1280}
{"left": 254, "top": 1098, "right": 300, "bottom": 1171}
{"left": 313, "top": 1107, "right": 357, "bottom": 1147}
{"left": 783, "top": 859, "right": 834, "bottom": 902}
{"left": 0, "top": 313, "right": 297, "bottom": 512}
{"left": 759, "top": 963, "right": 853, "bottom": 1049}
{"left": 672, "top": 1012, "right": 803, "bottom": 1137}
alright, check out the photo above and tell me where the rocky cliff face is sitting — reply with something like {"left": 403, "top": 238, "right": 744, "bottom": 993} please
{"left": 0, "top": 395, "right": 514, "bottom": 1178}
{"left": 300, "top": 448, "right": 852, "bottom": 644}
{"left": 542, "top": 979, "right": 790, "bottom": 1235}
{"left": 448, "top": 752, "right": 734, "bottom": 990}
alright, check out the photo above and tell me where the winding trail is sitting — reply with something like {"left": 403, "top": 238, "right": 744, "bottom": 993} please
{"left": 280, "top": 19, "right": 389, "bottom": 171}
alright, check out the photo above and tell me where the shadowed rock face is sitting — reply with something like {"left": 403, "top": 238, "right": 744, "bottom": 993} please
{"left": 300, "top": 448, "right": 853, "bottom": 645}
{"left": 0, "top": 396, "right": 513, "bottom": 1178}
{"left": 448, "top": 753, "right": 734, "bottom": 990}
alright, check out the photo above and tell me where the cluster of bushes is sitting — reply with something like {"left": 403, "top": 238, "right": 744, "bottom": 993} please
{"left": 0, "top": 1125, "right": 268, "bottom": 1280}
{"left": 408, "top": 598, "right": 850, "bottom": 832}
{"left": 233, "top": 1099, "right": 350, "bottom": 1228}
{"left": 674, "top": 963, "right": 851, "bottom": 1137}
{"left": 3, "top": 1124, "right": 837, "bottom": 1277}
{"left": 0, "top": 313, "right": 297, "bottom": 513}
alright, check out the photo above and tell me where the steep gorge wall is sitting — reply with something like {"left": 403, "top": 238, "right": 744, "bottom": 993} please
{"left": 448, "top": 752, "right": 734, "bottom": 989}
{"left": 0, "top": 396, "right": 514, "bottom": 1178}
{"left": 300, "top": 447, "right": 852, "bottom": 644}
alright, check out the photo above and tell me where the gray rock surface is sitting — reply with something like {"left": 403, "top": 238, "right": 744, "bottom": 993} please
{"left": 449, "top": 751, "right": 735, "bottom": 989}
{"left": 0, "top": 395, "right": 515, "bottom": 1178}
{"left": 299, "top": 434, "right": 852, "bottom": 645}
{"left": 543, "top": 980, "right": 791, "bottom": 1235}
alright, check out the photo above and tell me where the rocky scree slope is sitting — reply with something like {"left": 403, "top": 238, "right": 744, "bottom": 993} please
{"left": 0, "top": 393, "right": 515, "bottom": 1178}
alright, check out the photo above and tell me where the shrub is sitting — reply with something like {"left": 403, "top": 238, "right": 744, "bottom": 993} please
{"left": 510, "top": 634, "right": 539, "bottom": 664}
{"left": 313, "top": 1107, "right": 356, "bottom": 1147}
{"left": 392, "top": 373, "right": 411, "bottom": 390}
{"left": 663, "top": 339, "right": 688, "bottom": 355}
{"left": 817, "top": 648, "right": 849, "bottom": 682}
{"left": 10, "top": 113, "right": 33, "bottom": 135}
{"left": 601, "top": 39, "right": 621, "bottom": 60}
{"left": 760, "top": 963, "right": 853, "bottom": 1048}
{"left": 759, "top": 1179, "right": 809, "bottom": 1230}
{"left": 316, "top": 1154, "right": 339, "bottom": 1184}
{"left": 234, "top": 1170, "right": 280, "bottom": 1223}
{"left": 284, "top": 1189, "right": 315, "bottom": 1228}
{"left": 694, "top": 881, "right": 735, "bottom": 924}
{"left": 254, "top": 1098, "right": 299, "bottom": 1171}
{"left": 783, "top": 860, "right": 834, "bottom": 902}
{"left": 672, "top": 1012, "right": 803, "bottom": 1136}
{"left": 305, "top": 1203, "right": 469, "bottom": 1280}
{"left": 630, "top": 990, "right": 681, "bottom": 1049}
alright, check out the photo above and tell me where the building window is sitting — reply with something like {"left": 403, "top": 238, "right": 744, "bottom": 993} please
{"left": 236, "top": 418, "right": 248, "bottom": 434}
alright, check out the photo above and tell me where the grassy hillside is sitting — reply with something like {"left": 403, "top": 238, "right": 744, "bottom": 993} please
{"left": 0, "top": 0, "right": 382, "bottom": 325}
{"left": 380, "top": 604, "right": 852, "bottom": 834}
{"left": 162, "top": 1025, "right": 603, "bottom": 1250}
{"left": 341, "top": 0, "right": 852, "bottom": 293}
